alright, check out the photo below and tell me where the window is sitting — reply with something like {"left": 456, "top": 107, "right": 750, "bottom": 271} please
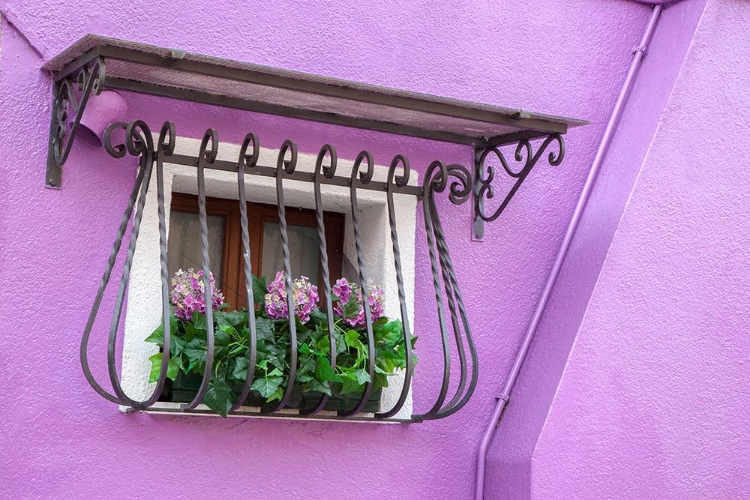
{"left": 167, "top": 193, "right": 345, "bottom": 310}
{"left": 119, "top": 138, "right": 418, "bottom": 420}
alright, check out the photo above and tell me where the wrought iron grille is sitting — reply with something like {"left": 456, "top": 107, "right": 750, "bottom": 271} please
{"left": 43, "top": 37, "right": 577, "bottom": 422}
{"left": 77, "top": 119, "right": 564, "bottom": 421}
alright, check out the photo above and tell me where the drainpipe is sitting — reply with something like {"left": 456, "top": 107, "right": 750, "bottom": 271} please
{"left": 475, "top": 4, "right": 667, "bottom": 499}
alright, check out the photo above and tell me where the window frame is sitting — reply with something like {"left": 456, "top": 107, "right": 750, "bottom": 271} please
{"left": 168, "top": 193, "right": 345, "bottom": 310}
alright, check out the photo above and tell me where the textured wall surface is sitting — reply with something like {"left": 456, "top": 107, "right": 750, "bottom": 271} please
{"left": 486, "top": 1, "right": 710, "bottom": 498}
{"left": 533, "top": 0, "right": 750, "bottom": 498}
{"left": 1, "top": 0, "right": 738, "bottom": 498}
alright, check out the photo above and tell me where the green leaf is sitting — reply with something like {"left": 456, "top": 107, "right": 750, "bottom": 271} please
{"left": 184, "top": 338, "right": 207, "bottom": 372}
{"left": 254, "top": 317, "right": 275, "bottom": 342}
{"left": 311, "top": 308, "right": 329, "bottom": 324}
{"left": 250, "top": 376, "right": 283, "bottom": 398}
{"left": 299, "top": 343, "right": 312, "bottom": 354}
{"left": 344, "top": 330, "right": 363, "bottom": 349}
{"left": 170, "top": 336, "right": 186, "bottom": 357}
{"left": 314, "top": 357, "right": 337, "bottom": 383}
{"left": 267, "top": 387, "right": 285, "bottom": 403}
{"left": 190, "top": 311, "right": 208, "bottom": 331}
{"left": 339, "top": 372, "right": 363, "bottom": 394}
{"left": 251, "top": 275, "right": 267, "bottom": 305}
{"left": 268, "top": 367, "right": 283, "bottom": 377}
{"left": 354, "top": 368, "right": 371, "bottom": 385}
{"left": 304, "top": 378, "right": 332, "bottom": 396}
{"left": 202, "top": 378, "right": 235, "bottom": 417}
{"left": 217, "top": 309, "right": 246, "bottom": 328}
{"left": 333, "top": 331, "right": 347, "bottom": 355}
{"left": 231, "top": 357, "right": 250, "bottom": 382}
{"left": 144, "top": 325, "right": 165, "bottom": 347}
{"left": 147, "top": 353, "right": 179, "bottom": 383}
{"left": 342, "top": 293, "right": 361, "bottom": 319}
{"left": 373, "top": 372, "right": 389, "bottom": 391}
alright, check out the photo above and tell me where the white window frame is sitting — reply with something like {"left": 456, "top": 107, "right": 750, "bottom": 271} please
{"left": 119, "top": 135, "right": 418, "bottom": 421}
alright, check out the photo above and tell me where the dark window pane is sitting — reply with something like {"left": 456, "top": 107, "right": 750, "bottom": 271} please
{"left": 168, "top": 211, "right": 226, "bottom": 289}
{"left": 261, "top": 222, "right": 319, "bottom": 282}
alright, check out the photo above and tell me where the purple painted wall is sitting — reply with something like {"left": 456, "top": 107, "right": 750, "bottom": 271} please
{"left": 1, "top": 0, "right": 745, "bottom": 498}
{"left": 532, "top": 0, "right": 750, "bottom": 498}
{"left": 486, "top": 1, "right": 711, "bottom": 498}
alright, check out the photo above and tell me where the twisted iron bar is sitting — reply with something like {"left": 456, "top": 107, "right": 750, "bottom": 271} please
{"left": 183, "top": 129, "right": 220, "bottom": 410}
{"left": 431, "top": 165, "right": 478, "bottom": 418}
{"left": 411, "top": 162, "right": 478, "bottom": 420}
{"left": 412, "top": 160, "right": 453, "bottom": 421}
{"left": 232, "top": 133, "right": 261, "bottom": 412}
{"left": 299, "top": 144, "right": 338, "bottom": 416}
{"left": 338, "top": 150, "right": 377, "bottom": 417}
{"left": 262, "top": 140, "right": 300, "bottom": 413}
{"left": 375, "top": 154, "right": 415, "bottom": 419}
{"left": 80, "top": 120, "right": 171, "bottom": 409}
{"left": 475, "top": 134, "right": 565, "bottom": 223}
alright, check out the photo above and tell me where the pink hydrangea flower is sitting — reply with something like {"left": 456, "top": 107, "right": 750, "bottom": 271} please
{"left": 332, "top": 278, "right": 385, "bottom": 327}
{"left": 170, "top": 268, "right": 224, "bottom": 320}
{"left": 264, "top": 272, "right": 319, "bottom": 323}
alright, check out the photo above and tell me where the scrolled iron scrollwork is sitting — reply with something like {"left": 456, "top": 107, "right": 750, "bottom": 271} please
{"left": 475, "top": 133, "right": 565, "bottom": 223}
{"left": 50, "top": 59, "right": 106, "bottom": 170}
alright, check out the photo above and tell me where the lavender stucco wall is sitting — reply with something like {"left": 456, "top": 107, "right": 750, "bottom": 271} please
{"left": 0, "top": 0, "right": 714, "bottom": 498}
{"left": 486, "top": 1, "right": 710, "bottom": 498}
{"left": 533, "top": 0, "right": 750, "bottom": 497}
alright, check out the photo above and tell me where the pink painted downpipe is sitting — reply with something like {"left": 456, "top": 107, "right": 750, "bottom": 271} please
{"left": 474, "top": 4, "right": 665, "bottom": 499}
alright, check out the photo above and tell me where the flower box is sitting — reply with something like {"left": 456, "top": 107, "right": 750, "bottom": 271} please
{"left": 146, "top": 270, "right": 411, "bottom": 417}
{"left": 161, "top": 372, "right": 382, "bottom": 413}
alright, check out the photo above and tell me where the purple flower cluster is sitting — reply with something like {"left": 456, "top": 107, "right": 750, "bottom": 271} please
{"left": 332, "top": 278, "right": 385, "bottom": 327}
{"left": 264, "top": 272, "right": 320, "bottom": 323}
{"left": 170, "top": 268, "right": 225, "bottom": 320}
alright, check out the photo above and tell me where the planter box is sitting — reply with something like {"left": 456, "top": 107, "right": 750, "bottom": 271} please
{"left": 160, "top": 372, "right": 381, "bottom": 413}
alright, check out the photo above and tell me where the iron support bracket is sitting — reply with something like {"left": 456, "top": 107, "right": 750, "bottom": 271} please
{"left": 472, "top": 133, "right": 566, "bottom": 240}
{"left": 45, "top": 57, "right": 106, "bottom": 189}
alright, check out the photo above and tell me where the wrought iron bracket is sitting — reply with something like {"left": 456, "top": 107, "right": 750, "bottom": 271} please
{"left": 45, "top": 57, "right": 106, "bottom": 189}
{"left": 472, "top": 133, "right": 566, "bottom": 240}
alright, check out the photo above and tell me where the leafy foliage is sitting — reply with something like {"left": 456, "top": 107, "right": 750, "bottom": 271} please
{"left": 146, "top": 276, "right": 415, "bottom": 417}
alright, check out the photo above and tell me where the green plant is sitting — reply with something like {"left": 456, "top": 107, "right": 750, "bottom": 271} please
{"left": 146, "top": 271, "right": 414, "bottom": 417}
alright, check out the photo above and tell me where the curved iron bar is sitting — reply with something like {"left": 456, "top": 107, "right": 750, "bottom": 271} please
{"left": 79, "top": 121, "right": 173, "bottom": 409}
{"left": 262, "top": 140, "right": 300, "bottom": 413}
{"left": 475, "top": 134, "right": 565, "bottom": 223}
{"left": 375, "top": 154, "right": 415, "bottom": 419}
{"left": 338, "top": 150, "right": 376, "bottom": 417}
{"left": 431, "top": 211, "right": 478, "bottom": 419}
{"left": 300, "top": 144, "right": 339, "bottom": 415}
{"left": 430, "top": 164, "right": 479, "bottom": 419}
{"left": 52, "top": 58, "right": 106, "bottom": 167}
{"left": 80, "top": 123, "right": 150, "bottom": 405}
{"left": 184, "top": 129, "right": 219, "bottom": 410}
{"left": 411, "top": 160, "right": 454, "bottom": 422}
{"left": 231, "top": 133, "right": 261, "bottom": 412}
{"left": 104, "top": 121, "right": 164, "bottom": 407}
{"left": 427, "top": 164, "right": 471, "bottom": 415}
